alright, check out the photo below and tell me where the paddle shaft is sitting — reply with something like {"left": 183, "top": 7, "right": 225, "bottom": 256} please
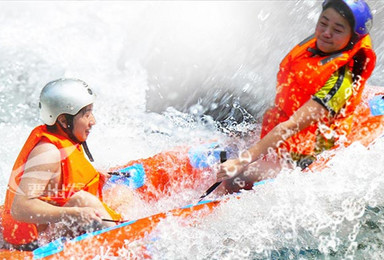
{"left": 102, "top": 218, "right": 130, "bottom": 224}
{"left": 198, "top": 151, "right": 227, "bottom": 202}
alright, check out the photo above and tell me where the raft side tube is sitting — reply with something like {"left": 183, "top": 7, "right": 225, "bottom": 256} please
{"left": 33, "top": 220, "right": 137, "bottom": 259}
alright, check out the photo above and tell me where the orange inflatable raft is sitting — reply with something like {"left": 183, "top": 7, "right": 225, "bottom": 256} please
{"left": 1, "top": 85, "right": 384, "bottom": 259}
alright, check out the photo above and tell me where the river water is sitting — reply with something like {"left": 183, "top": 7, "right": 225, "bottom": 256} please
{"left": 1, "top": 1, "right": 384, "bottom": 259}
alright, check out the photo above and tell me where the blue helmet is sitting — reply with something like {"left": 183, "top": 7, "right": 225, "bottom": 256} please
{"left": 323, "top": 0, "right": 373, "bottom": 38}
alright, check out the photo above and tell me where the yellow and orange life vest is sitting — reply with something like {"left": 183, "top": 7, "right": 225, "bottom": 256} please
{"left": 261, "top": 34, "right": 376, "bottom": 156}
{"left": 1, "top": 125, "right": 118, "bottom": 246}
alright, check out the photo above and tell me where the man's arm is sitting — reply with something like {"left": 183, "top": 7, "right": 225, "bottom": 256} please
{"left": 217, "top": 99, "right": 328, "bottom": 181}
{"left": 11, "top": 141, "right": 100, "bottom": 225}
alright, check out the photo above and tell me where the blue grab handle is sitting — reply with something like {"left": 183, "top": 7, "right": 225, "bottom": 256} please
{"left": 369, "top": 95, "right": 384, "bottom": 116}
{"left": 188, "top": 142, "right": 224, "bottom": 169}
{"left": 107, "top": 163, "right": 146, "bottom": 189}
{"left": 33, "top": 237, "right": 66, "bottom": 259}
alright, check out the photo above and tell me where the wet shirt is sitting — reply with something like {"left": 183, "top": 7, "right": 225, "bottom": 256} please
{"left": 293, "top": 66, "right": 353, "bottom": 169}
{"left": 312, "top": 65, "right": 353, "bottom": 116}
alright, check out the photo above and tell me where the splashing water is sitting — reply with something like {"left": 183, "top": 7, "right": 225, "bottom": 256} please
{"left": 1, "top": 1, "right": 384, "bottom": 259}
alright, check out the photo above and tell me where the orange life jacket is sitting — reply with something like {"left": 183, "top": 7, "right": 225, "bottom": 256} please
{"left": 2, "top": 125, "right": 109, "bottom": 245}
{"left": 261, "top": 34, "right": 376, "bottom": 156}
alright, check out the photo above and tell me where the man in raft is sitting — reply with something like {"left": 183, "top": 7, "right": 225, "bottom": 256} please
{"left": 2, "top": 78, "right": 121, "bottom": 250}
{"left": 217, "top": 0, "right": 376, "bottom": 192}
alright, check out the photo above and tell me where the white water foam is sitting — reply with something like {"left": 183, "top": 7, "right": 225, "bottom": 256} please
{"left": 1, "top": 1, "right": 384, "bottom": 259}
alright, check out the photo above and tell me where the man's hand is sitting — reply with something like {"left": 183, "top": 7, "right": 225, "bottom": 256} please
{"left": 64, "top": 206, "right": 104, "bottom": 231}
{"left": 216, "top": 158, "right": 245, "bottom": 182}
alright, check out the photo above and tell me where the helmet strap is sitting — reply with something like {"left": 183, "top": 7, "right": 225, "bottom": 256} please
{"left": 82, "top": 141, "right": 94, "bottom": 162}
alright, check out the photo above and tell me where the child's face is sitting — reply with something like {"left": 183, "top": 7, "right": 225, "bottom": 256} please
{"left": 72, "top": 104, "right": 96, "bottom": 142}
{"left": 315, "top": 7, "right": 353, "bottom": 53}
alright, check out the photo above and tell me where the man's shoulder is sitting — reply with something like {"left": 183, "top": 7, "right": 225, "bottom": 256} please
{"left": 28, "top": 141, "right": 61, "bottom": 162}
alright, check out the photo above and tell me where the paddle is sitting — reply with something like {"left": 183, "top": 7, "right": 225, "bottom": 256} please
{"left": 102, "top": 218, "right": 131, "bottom": 223}
{"left": 198, "top": 151, "right": 227, "bottom": 202}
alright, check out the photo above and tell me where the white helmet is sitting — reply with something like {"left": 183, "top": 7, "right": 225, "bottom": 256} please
{"left": 39, "top": 78, "right": 96, "bottom": 126}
